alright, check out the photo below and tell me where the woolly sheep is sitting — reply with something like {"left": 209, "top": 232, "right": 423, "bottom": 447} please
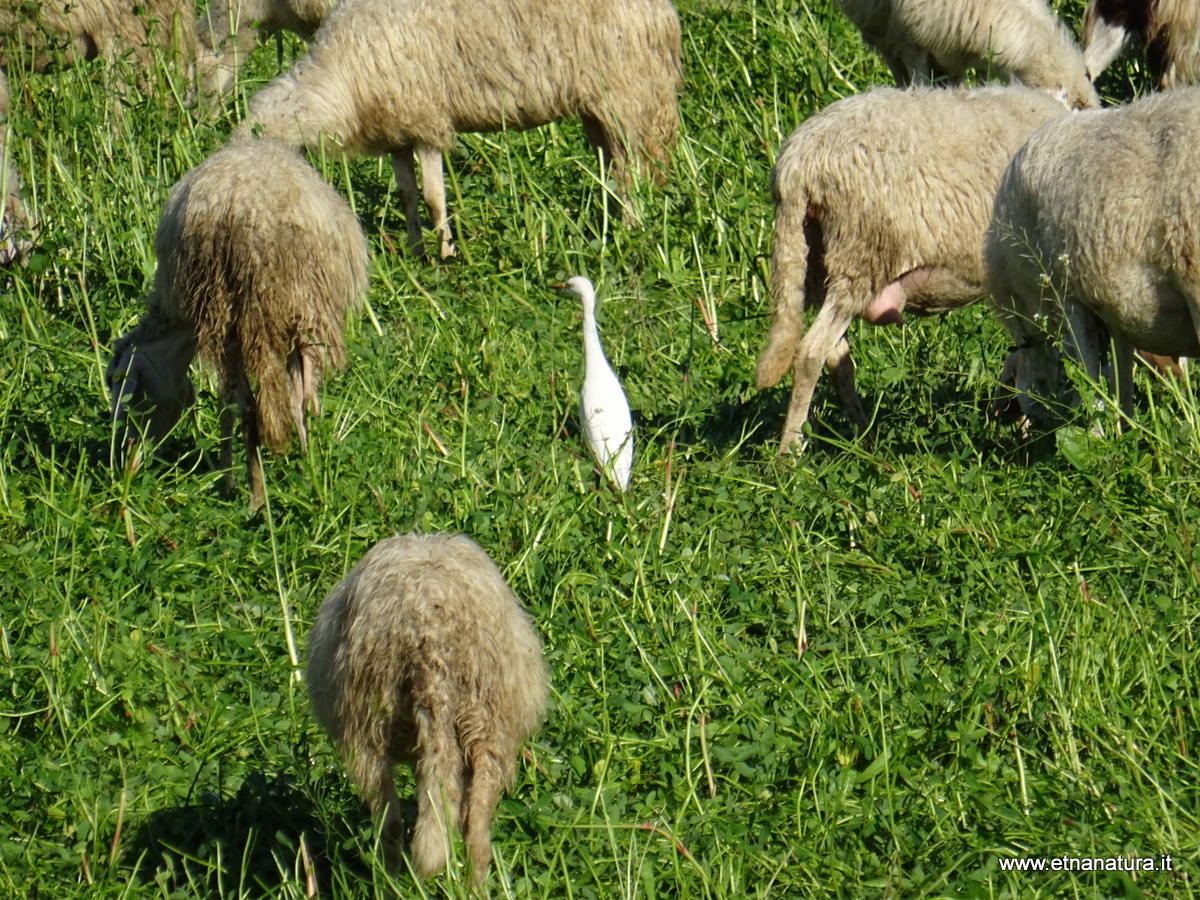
{"left": 306, "top": 532, "right": 548, "bottom": 885}
{"left": 755, "top": 85, "right": 1069, "bottom": 453}
{"left": 106, "top": 137, "right": 369, "bottom": 507}
{"left": 237, "top": 0, "right": 681, "bottom": 259}
{"left": 834, "top": 0, "right": 1099, "bottom": 110}
{"left": 1083, "top": 0, "right": 1200, "bottom": 87}
{"left": 983, "top": 88, "right": 1200, "bottom": 428}
{"left": 0, "top": 0, "right": 200, "bottom": 76}
{"left": 199, "top": 0, "right": 337, "bottom": 94}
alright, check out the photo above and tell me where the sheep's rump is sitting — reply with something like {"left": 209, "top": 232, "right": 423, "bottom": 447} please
{"left": 152, "top": 137, "right": 368, "bottom": 450}
{"left": 772, "top": 85, "right": 1071, "bottom": 311}
{"left": 305, "top": 532, "right": 548, "bottom": 766}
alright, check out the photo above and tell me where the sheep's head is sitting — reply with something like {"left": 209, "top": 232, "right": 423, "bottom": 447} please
{"left": 1004, "top": 340, "right": 1078, "bottom": 429}
{"left": 107, "top": 321, "right": 198, "bottom": 466}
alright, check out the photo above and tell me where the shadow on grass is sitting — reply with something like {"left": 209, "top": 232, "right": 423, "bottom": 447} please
{"left": 124, "top": 770, "right": 370, "bottom": 899}
{"left": 746, "top": 369, "right": 1078, "bottom": 466}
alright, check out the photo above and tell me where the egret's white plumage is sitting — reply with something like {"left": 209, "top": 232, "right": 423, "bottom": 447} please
{"left": 560, "top": 276, "right": 634, "bottom": 491}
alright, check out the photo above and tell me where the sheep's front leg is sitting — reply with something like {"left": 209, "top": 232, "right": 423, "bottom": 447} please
{"left": 1063, "top": 297, "right": 1113, "bottom": 422}
{"left": 580, "top": 115, "right": 636, "bottom": 226}
{"left": 391, "top": 149, "right": 425, "bottom": 259}
{"left": 376, "top": 767, "right": 408, "bottom": 876}
{"left": 1112, "top": 335, "right": 1135, "bottom": 428}
{"left": 990, "top": 348, "right": 1024, "bottom": 422}
{"left": 219, "top": 399, "right": 237, "bottom": 496}
{"left": 416, "top": 144, "right": 455, "bottom": 259}
{"left": 779, "top": 285, "right": 857, "bottom": 453}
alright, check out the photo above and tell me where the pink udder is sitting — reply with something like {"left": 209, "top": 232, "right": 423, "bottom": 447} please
{"left": 863, "top": 280, "right": 906, "bottom": 326}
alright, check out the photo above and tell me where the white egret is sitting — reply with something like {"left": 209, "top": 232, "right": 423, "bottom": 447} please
{"left": 557, "top": 276, "right": 634, "bottom": 491}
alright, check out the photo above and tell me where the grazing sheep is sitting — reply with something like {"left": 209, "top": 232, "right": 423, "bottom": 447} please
{"left": 306, "top": 532, "right": 548, "bottom": 885}
{"left": 199, "top": 0, "right": 338, "bottom": 94}
{"left": 0, "top": 0, "right": 200, "bottom": 76}
{"left": 237, "top": 0, "right": 681, "bottom": 259}
{"left": 106, "top": 137, "right": 369, "bottom": 507}
{"left": 755, "top": 85, "right": 1069, "bottom": 453}
{"left": 0, "top": 66, "right": 29, "bottom": 264}
{"left": 834, "top": 0, "right": 1099, "bottom": 109}
{"left": 1083, "top": 0, "right": 1200, "bottom": 87}
{"left": 984, "top": 88, "right": 1200, "bottom": 428}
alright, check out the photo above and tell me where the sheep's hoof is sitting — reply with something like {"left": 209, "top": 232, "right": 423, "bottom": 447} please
{"left": 777, "top": 434, "right": 808, "bottom": 457}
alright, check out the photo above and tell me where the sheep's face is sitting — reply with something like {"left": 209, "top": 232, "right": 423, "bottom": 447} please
{"left": 107, "top": 327, "right": 198, "bottom": 460}
{"left": 1011, "top": 344, "right": 1074, "bottom": 426}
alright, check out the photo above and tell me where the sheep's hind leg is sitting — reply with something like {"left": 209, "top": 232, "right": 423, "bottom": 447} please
{"left": 825, "top": 336, "right": 869, "bottom": 433}
{"left": 779, "top": 286, "right": 857, "bottom": 453}
{"left": 375, "top": 762, "right": 408, "bottom": 876}
{"left": 461, "top": 746, "right": 506, "bottom": 886}
{"left": 415, "top": 144, "right": 455, "bottom": 259}
{"left": 285, "top": 344, "right": 317, "bottom": 452}
{"left": 410, "top": 707, "right": 465, "bottom": 880}
{"left": 391, "top": 149, "right": 426, "bottom": 259}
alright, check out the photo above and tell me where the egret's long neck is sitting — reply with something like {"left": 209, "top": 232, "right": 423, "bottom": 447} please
{"left": 582, "top": 298, "right": 607, "bottom": 365}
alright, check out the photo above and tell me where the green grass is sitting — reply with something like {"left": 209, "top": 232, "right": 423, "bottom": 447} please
{"left": 1, "top": 1, "right": 1197, "bottom": 897}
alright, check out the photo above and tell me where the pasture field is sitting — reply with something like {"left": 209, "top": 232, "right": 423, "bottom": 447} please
{"left": 1, "top": 1, "right": 1197, "bottom": 897}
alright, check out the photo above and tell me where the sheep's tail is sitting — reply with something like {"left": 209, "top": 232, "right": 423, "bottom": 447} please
{"left": 755, "top": 181, "right": 812, "bottom": 389}
{"left": 410, "top": 700, "right": 465, "bottom": 880}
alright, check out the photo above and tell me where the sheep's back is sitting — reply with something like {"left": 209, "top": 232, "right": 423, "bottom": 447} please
{"left": 287, "top": 0, "right": 679, "bottom": 153}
